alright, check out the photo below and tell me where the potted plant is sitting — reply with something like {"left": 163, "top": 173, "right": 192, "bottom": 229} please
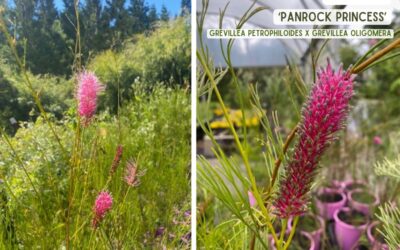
{"left": 320, "top": 180, "right": 343, "bottom": 191}
{"left": 351, "top": 243, "right": 370, "bottom": 250}
{"left": 315, "top": 188, "right": 347, "bottom": 220}
{"left": 341, "top": 180, "right": 367, "bottom": 193}
{"left": 367, "top": 221, "right": 389, "bottom": 250}
{"left": 334, "top": 207, "right": 369, "bottom": 250}
{"left": 286, "top": 231, "right": 316, "bottom": 250}
{"left": 288, "top": 213, "right": 324, "bottom": 249}
{"left": 348, "top": 189, "right": 379, "bottom": 216}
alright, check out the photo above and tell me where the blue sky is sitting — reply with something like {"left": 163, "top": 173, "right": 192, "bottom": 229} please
{"left": 54, "top": 0, "right": 181, "bottom": 17}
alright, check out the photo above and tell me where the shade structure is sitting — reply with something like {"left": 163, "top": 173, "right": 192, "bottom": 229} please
{"left": 197, "top": 0, "right": 399, "bottom": 68}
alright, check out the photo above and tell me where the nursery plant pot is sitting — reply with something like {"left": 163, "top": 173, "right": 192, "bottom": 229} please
{"left": 286, "top": 231, "right": 316, "bottom": 250}
{"left": 341, "top": 180, "right": 367, "bottom": 193}
{"left": 329, "top": 180, "right": 344, "bottom": 191}
{"left": 315, "top": 188, "right": 347, "bottom": 220}
{"left": 351, "top": 243, "right": 370, "bottom": 250}
{"left": 320, "top": 180, "right": 343, "bottom": 191}
{"left": 367, "top": 221, "right": 389, "bottom": 250}
{"left": 288, "top": 214, "right": 324, "bottom": 250}
{"left": 334, "top": 207, "right": 369, "bottom": 250}
{"left": 348, "top": 189, "right": 379, "bottom": 216}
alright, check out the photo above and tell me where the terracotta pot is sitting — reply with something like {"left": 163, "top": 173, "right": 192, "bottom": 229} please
{"left": 334, "top": 207, "right": 369, "bottom": 250}
{"left": 288, "top": 214, "right": 324, "bottom": 250}
{"left": 347, "top": 189, "right": 379, "bottom": 216}
{"left": 367, "top": 221, "right": 389, "bottom": 250}
{"left": 315, "top": 188, "right": 347, "bottom": 220}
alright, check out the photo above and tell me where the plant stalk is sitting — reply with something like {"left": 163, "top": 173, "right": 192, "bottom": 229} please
{"left": 283, "top": 216, "right": 299, "bottom": 250}
{"left": 197, "top": 51, "right": 279, "bottom": 244}
{"left": 352, "top": 38, "right": 400, "bottom": 74}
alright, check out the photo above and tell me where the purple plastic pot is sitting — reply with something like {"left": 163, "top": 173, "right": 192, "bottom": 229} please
{"left": 334, "top": 207, "right": 369, "bottom": 250}
{"left": 321, "top": 180, "right": 343, "bottom": 191}
{"left": 288, "top": 214, "right": 324, "bottom": 250}
{"left": 331, "top": 180, "right": 344, "bottom": 190}
{"left": 348, "top": 190, "right": 379, "bottom": 216}
{"left": 367, "top": 221, "right": 389, "bottom": 250}
{"left": 341, "top": 180, "right": 367, "bottom": 193}
{"left": 315, "top": 188, "right": 347, "bottom": 220}
{"left": 350, "top": 243, "right": 370, "bottom": 250}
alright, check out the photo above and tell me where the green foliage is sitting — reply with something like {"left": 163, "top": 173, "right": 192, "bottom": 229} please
{"left": 0, "top": 118, "right": 72, "bottom": 247}
{"left": 0, "top": 17, "right": 190, "bottom": 133}
{"left": 0, "top": 0, "right": 174, "bottom": 76}
{"left": 129, "top": 0, "right": 150, "bottom": 33}
{"left": 339, "top": 45, "right": 360, "bottom": 69}
{"left": 0, "top": 2, "right": 190, "bottom": 248}
{"left": 124, "top": 18, "right": 190, "bottom": 86}
{"left": 196, "top": 2, "right": 300, "bottom": 249}
{"left": 160, "top": 5, "right": 170, "bottom": 22}
{"left": 0, "top": 85, "right": 190, "bottom": 249}
{"left": 89, "top": 18, "right": 190, "bottom": 112}
{"left": 180, "top": 0, "right": 191, "bottom": 16}
{"left": 375, "top": 156, "right": 400, "bottom": 180}
{"left": 0, "top": 60, "right": 74, "bottom": 133}
{"left": 377, "top": 204, "right": 400, "bottom": 249}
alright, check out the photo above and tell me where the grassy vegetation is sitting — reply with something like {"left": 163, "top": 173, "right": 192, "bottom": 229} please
{"left": 0, "top": 8, "right": 191, "bottom": 249}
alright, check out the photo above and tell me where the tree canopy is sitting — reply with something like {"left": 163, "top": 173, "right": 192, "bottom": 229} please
{"left": 0, "top": 0, "right": 183, "bottom": 77}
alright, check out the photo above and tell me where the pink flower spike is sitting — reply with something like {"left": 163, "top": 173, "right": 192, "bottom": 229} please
{"left": 124, "top": 158, "right": 146, "bottom": 187}
{"left": 373, "top": 136, "right": 382, "bottom": 145}
{"left": 274, "top": 60, "right": 355, "bottom": 218}
{"left": 77, "top": 71, "right": 104, "bottom": 125}
{"left": 248, "top": 191, "right": 256, "bottom": 207}
{"left": 92, "top": 191, "right": 113, "bottom": 228}
{"left": 109, "top": 145, "right": 123, "bottom": 175}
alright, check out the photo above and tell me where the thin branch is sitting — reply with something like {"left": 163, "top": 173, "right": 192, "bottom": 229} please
{"left": 266, "top": 126, "right": 298, "bottom": 196}
{"left": 352, "top": 38, "right": 400, "bottom": 74}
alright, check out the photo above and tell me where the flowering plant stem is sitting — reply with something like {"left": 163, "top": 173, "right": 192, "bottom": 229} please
{"left": 278, "top": 219, "right": 287, "bottom": 249}
{"left": 352, "top": 38, "right": 400, "bottom": 74}
{"left": 266, "top": 126, "right": 298, "bottom": 198}
{"left": 268, "top": 36, "right": 400, "bottom": 203}
{"left": 283, "top": 216, "right": 299, "bottom": 250}
{"left": 266, "top": 35, "right": 400, "bottom": 249}
{"left": 66, "top": 1, "right": 82, "bottom": 248}
{"left": 197, "top": 51, "right": 279, "bottom": 245}
{"left": 271, "top": 36, "right": 400, "bottom": 186}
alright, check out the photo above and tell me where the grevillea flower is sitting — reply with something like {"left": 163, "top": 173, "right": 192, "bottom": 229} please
{"left": 373, "top": 136, "right": 383, "bottom": 145}
{"left": 109, "top": 145, "right": 123, "bottom": 175}
{"left": 124, "top": 158, "right": 146, "bottom": 187}
{"left": 248, "top": 191, "right": 256, "bottom": 207}
{"left": 92, "top": 191, "right": 113, "bottom": 228}
{"left": 274, "top": 60, "right": 354, "bottom": 218}
{"left": 77, "top": 71, "right": 104, "bottom": 124}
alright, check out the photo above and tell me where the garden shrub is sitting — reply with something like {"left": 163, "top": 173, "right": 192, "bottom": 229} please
{"left": 89, "top": 18, "right": 191, "bottom": 113}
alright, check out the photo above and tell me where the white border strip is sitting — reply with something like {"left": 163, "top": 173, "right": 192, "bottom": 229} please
{"left": 190, "top": 1, "right": 197, "bottom": 249}
{"left": 322, "top": 0, "right": 392, "bottom": 5}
